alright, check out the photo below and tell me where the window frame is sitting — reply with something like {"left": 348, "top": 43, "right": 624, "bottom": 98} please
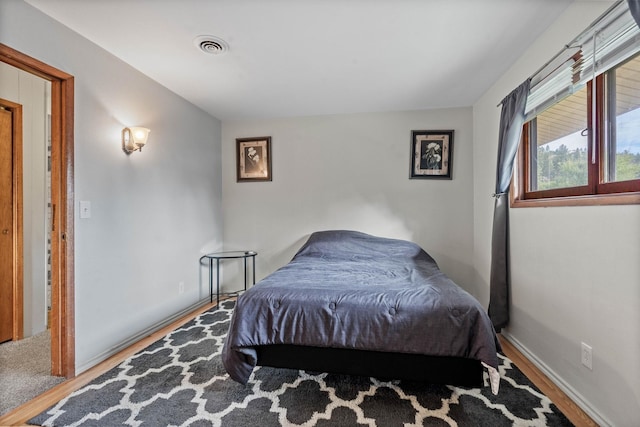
{"left": 512, "top": 71, "right": 640, "bottom": 207}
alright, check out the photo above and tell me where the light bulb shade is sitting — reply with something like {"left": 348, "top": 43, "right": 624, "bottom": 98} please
{"left": 122, "top": 127, "right": 150, "bottom": 154}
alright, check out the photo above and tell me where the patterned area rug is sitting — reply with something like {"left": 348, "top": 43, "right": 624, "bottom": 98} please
{"left": 30, "top": 300, "right": 572, "bottom": 426}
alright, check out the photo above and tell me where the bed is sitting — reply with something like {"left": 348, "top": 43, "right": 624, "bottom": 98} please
{"left": 222, "top": 230, "right": 501, "bottom": 393}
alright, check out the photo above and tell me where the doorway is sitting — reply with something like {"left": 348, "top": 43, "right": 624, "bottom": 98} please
{"left": 0, "top": 43, "right": 75, "bottom": 378}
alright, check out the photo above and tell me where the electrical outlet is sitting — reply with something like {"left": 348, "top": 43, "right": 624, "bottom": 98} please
{"left": 178, "top": 282, "right": 185, "bottom": 294}
{"left": 581, "top": 342, "right": 593, "bottom": 370}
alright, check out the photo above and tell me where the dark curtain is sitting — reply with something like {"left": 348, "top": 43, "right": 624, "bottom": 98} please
{"left": 488, "top": 79, "right": 530, "bottom": 332}
{"left": 629, "top": 0, "right": 640, "bottom": 28}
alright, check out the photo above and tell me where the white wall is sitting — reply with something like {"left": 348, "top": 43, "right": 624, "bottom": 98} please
{"left": 0, "top": 62, "right": 48, "bottom": 338}
{"left": 473, "top": 1, "right": 639, "bottom": 426}
{"left": 1, "top": 0, "right": 224, "bottom": 372}
{"left": 222, "top": 108, "right": 475, "bottom": 293}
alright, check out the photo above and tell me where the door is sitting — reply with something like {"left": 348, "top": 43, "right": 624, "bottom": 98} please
{"left": 0, "top": 107, "right": 13, "bottom": 343}
{"left": 0, "top": 99, "right": 23, "bottom": 345}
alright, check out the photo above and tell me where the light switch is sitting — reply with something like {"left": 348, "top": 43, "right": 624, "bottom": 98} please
{"left": 80, "top": 201, "right": 91, "bottom": 219}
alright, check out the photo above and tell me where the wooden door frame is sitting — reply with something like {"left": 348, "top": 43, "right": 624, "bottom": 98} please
{"left": 0, "top": 43, "right": 75, "bottom": 378}
{"left": 0, "top": 98, "right": 24, "bottom": 342}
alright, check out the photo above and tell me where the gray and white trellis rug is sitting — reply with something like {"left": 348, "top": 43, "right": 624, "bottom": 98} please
{"left": 30, "top": 300, "right": 573, "bottom": 426}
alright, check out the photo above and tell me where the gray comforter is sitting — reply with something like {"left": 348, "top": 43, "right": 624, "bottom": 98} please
{"left": 222, "top": 230, "right": 501, "bottom": 390}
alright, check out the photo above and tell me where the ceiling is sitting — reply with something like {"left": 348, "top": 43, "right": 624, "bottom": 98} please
{"left": 24, "top": 0, "right": 586, "bottom": 121}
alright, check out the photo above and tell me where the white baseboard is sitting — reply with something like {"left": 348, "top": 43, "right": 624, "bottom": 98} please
{"left": 501, "top": 332, "right": 611, "bottom": 427}
{"left": 76, "top": 298, "right": 211, "bottom": 375}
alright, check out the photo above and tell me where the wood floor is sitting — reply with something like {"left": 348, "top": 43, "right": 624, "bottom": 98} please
{"left": 0, "top": 300, "right": 598, "bottom": 427}
{"left": 499, "top": 338, "right": 598, "bottom": 427}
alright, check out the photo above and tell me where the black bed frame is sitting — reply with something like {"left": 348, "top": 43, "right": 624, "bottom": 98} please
{"left": 256, "top": 345, "right": 484, "bottom": 387}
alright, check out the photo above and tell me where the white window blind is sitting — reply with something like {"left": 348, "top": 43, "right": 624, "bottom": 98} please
{"left": 525, "top": 0, "right": 640, "bottom": 121}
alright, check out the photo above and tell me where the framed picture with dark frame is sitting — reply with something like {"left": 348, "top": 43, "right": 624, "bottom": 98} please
{"left": 236, "top": 136, "right": 272, "bottom": 182}
{"left": 410, "top": 130, "right": 454, "bottom": 180}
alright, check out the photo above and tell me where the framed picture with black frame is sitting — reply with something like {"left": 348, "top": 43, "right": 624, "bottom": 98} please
{"left": 410, "top": 130, "right": 454, "bottom": 180}
{"left": 236, "top": 136, "right": 272, "bottom": 182}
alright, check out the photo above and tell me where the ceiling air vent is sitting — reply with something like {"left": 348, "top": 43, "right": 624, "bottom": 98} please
{"left": 194, "top": 35, "right": 229, "bottom": 55}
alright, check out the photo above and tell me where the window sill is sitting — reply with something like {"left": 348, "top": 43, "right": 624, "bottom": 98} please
{"left": 510, "top": 191, "right": 640, "bottom": 208}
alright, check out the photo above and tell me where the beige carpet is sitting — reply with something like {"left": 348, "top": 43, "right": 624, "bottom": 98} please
{"left": 0, "top": 331, "right": 65, "bottom": 416}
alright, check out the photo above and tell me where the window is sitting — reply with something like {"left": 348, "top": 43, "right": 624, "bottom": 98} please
{"left": 512, "top": 1, "right": 640, "bottom": 206}
{"left": 604, "top": 55, "right": 640, "bottom": 184}
{"left": 514, "top": 52, "right": 640, "bottom": 206}
{"left": 527, "top": 85, "right": 589, "bottom": 193}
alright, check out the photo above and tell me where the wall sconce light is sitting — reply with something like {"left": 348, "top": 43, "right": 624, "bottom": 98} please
{"left": 122, "top": 127, "right": 150, "bottom": 154}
